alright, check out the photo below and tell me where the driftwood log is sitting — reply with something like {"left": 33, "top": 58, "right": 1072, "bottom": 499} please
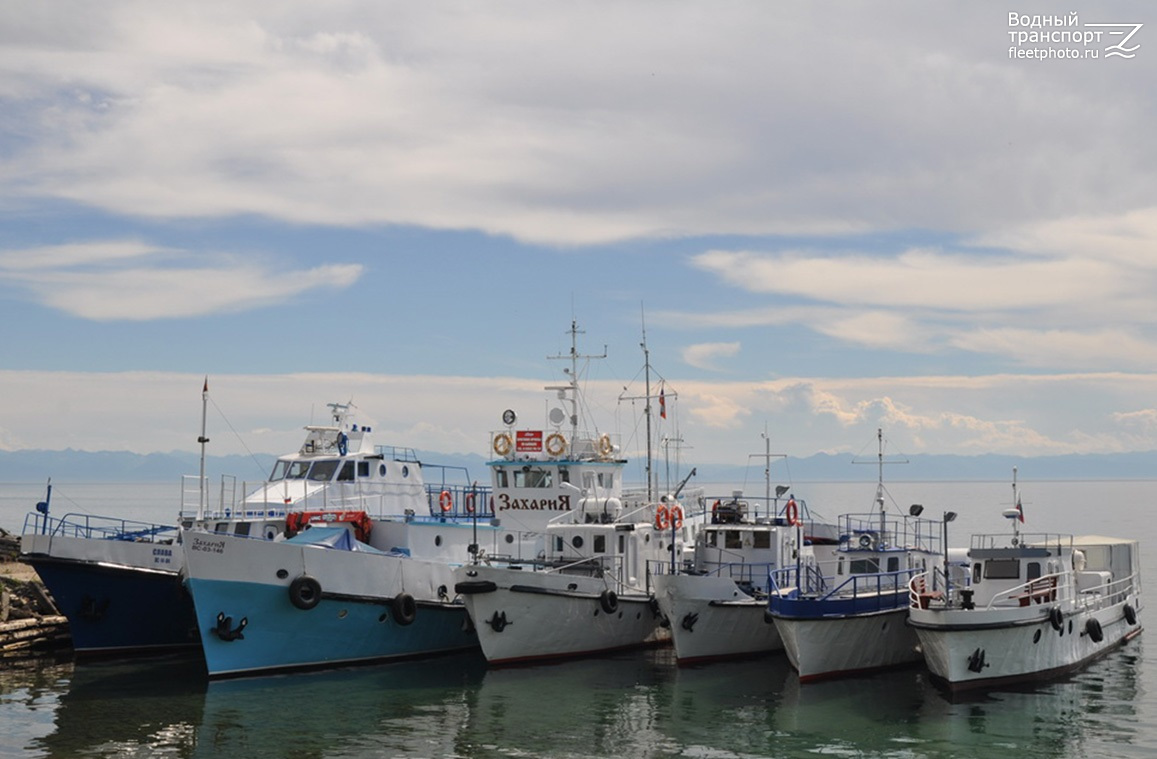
{"left": 0, "top": 555, "right": 73, "bottom": 659}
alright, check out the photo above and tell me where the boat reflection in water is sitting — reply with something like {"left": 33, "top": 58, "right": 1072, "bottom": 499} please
{"left": 15, "top": 644, "right": 1147, "bottom": 759}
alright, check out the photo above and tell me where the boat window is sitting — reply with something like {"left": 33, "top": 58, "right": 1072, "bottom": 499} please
{"left": 593, "top": 535, "right": 606, "bottom": 553}
{"left": 973, "top": 563, "right": 982, "bottom": 583}
{"left": 307, "top": 460, "right": 339, "bottom": 481}
{"left": 599, "top": 473, "right": 614, "bottom": 488}
{"left": 286, "top": 461, "right": 310, "bottom": 479}
{"left": 618, "top": 535, "right": 625, "bottom": 553}
{"left": 493, "top": 469, "right": 509, "bottom": 488}
{"left": 984, "top": 559, "right": 1020, "bottom": 580}
{"left": 270, "top": 460, "right": 291, "bottom": 481}
{"left": 234, "top": 522, "right": 251, "bottom": 537}
{"left": 704, "top": 530, "right": 717, "bottom": 547}
{"left": 559, "top": 468, "right": 570, "bottom": 483}
{"left": 850, "top": 558, "right": 880, "bottom": 574}
{"left": 337, "top": 462, "right": 356, "bottom": 482}
{"left": 753, "top": 532, "right": 771, "bottom": 549}
{"left": 514, "top": 468, "right": 552, "bottom": 488}
{"left": 358, "top": 461, "right": 370, "bottom": 477}
{"left": 887, "top": 556, "right": 899, "bottom": 573}
{"left": 837, "top": 557, "right": 844, "bottom": 576}
{"left": 1026, "top": 562, "right": 1042, "bottom": 580}
{"left": 725, "top": 531, "right": 742, "bottom": 549}
{"left": 214, "top": 522, "right": 229, "bottom": 534}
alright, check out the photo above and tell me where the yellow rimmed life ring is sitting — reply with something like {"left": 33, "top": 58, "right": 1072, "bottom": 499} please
{"left": 493, "top": 433, "right": 513, "bottom": 457}
{"left": 545, "top": 432, "right": 567, "bottom": 457}
{"left": 597, "top": 434, "right": 614, "bottom": 457}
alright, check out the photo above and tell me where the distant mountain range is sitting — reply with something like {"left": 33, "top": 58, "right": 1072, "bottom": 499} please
{"left": 1, "top": 448, "right": 1154, "bottom": 484}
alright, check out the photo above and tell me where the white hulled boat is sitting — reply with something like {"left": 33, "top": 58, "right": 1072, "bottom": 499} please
{"left": 454, "top": 323, "right": 692, "bottom": 665}
{"left": 651, "top": 465, "right": 839, "bottom": 664}
{"left": 767, "top": 429, "right": 946, "bottom": 682}
{"left": 908, "top": 470, "right": 1143, "bottom": 691}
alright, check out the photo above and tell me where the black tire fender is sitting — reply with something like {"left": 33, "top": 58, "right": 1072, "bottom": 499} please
{"left": 289, "top": 575, "right": 321, "bottom": 611}
{"left": 393, "top": 592, "right": 417, "bottom": 626}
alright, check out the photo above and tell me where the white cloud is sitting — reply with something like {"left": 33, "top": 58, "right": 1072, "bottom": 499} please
{"left": 0, "top": 241, "right": 362, "bottom": 320}
{"left": 681, "top": 232, "right": 1157, "bottom": 368}
{"left": 681, "top": 342, "right": 740, "bottom": 371}
{"left": 690, "top": 248, "right": 1125, "bottom": 312}
{"left": 948, "top": 327, "right": 1157, "bottom": 370}
{"left": 0, "top": 4, "right": 1152, "bottom": 245}
{"left": 2, "top": 369, "right": 1156, "bottom": 464}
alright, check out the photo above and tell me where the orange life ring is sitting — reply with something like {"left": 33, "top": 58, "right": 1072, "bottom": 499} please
{"left": 465, "top": 492, "right": 476, "bottom": 513}
{"left": 785, "top": 498, "right": 800, "bottom": 526}
{"left": 439, "top": 490, "right": 453, "bottom": 512}
{"left": 669, "top": 504, "right": 684, "bottom": 529}
{"left": 654, "top": 504, "right": 670, "bottom": 531}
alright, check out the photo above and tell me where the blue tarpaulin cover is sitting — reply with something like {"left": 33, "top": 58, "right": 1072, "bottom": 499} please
{"left": 284, "top": 526, "right": 385, "bottom": 553}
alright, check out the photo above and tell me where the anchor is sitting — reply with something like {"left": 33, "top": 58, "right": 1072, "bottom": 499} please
{"left": 966, "top": 647, "right": 988, "bottom": 673}
{"left": 79, "top": 595, "right": 110, "bottom": 622}
{"left": 681, "top": 612, "right": 699, "bottom": 632}
{"left": 213, "top": 611, "right": 248, "bottom": 642}
{"left": 488, "top": 610, "right": 512, "bottom": 632}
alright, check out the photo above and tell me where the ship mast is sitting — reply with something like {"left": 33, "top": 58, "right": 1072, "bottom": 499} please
{"left": 546, "top": 319, "right": 606, "bottom": 452}
{"left": 197, "top": 377, "right": 210, "bottom": 521}
{"left": 749, "top": 425, "right": 786, "bottom": 520}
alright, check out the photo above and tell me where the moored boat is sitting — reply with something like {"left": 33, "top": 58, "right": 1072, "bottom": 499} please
{"left": 454, "top": 323, "right": 691, "bottom": 665}
{"left": 767, "top": 429, "right": 945, "bottom": 682}
{"left": 19, "top": 390, "right": 461, "bottom": 658}
{"left": 907, "top": 470, "right": 1143, "bottom": 691}
{"left": 651, "top": 485, "right": 839, "bottom": 665}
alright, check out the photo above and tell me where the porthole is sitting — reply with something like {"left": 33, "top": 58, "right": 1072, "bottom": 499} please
{"left": 573, "top": 536, "right": 584, "bottom": 549}
{"left": 379, "top": 463, "right": 387, "bottom": 477}
{"left": 338, "top": 609, "right": 348, "bottom": 619}
{"left": 1033, "top": 629, "right": 1042, "bottom": 644}
{"left": 505, "top": 534, "right": 515, "bottom": 544}
{"left": 276, "top": 568, "right": 289, "bottom": 579}
{"left": 402, "top": 465, "right": 409, "bottom": 478}
{"left": 435, "top": 535, "right": 443, "bottom": 547}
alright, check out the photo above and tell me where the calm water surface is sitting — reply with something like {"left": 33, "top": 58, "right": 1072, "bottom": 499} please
{"left": 1, "top": 480, "right": 1154, "bottom": 758}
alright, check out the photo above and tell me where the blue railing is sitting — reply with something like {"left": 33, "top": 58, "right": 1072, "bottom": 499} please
{"left": 22, "top": 511, "right": 178, "bottom": 542}
{"left": 769, "top": 565, "right": 918, "bottom": 617}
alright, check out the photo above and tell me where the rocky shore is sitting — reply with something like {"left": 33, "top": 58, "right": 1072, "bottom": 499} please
{"left": 0, "top": 531, "right": 71, "bottom": 659}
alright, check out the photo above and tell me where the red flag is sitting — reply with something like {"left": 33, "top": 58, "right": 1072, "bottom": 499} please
{"left": 1016, "top": 496, "right": 1025, "bottom": 523}
{"left": 659, "top": 388, "right": 666, "bottom": 419}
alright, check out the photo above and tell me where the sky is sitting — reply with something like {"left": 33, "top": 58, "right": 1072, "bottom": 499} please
{"left": 1, "top": 2, "right": 1156, "bottom": 473}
